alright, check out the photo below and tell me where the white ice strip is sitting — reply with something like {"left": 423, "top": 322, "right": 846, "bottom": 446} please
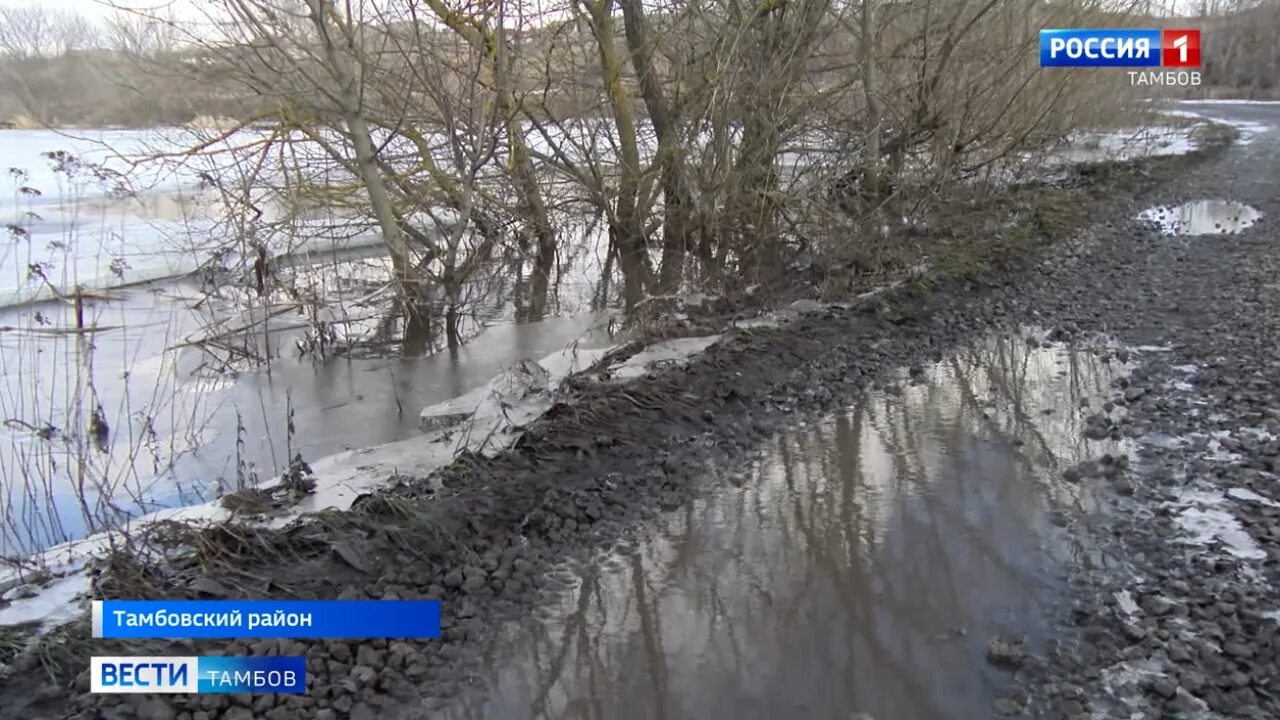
{"left": 1227, "top": 488, "right": 1280, "bottom": 508}
{"left": 1171, "top": 490, "right": 1267, "bottom": 560}
{"left": 1177, "top": 99, "right": 1280, "bottom": 106}
{"left": 607, "top": 336, "right": 722, "bottom": 380}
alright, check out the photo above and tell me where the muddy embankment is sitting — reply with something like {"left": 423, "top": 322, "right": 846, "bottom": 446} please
{"left": 0, "top": 113, "right": 1260, "bottom": 720}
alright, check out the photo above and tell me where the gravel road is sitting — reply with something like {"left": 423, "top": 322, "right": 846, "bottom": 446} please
{"left": 999, "top": 102, "right": 1280, "bottom": 720}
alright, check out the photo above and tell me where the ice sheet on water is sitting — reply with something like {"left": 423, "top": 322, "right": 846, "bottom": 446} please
{"left": 1162, "top": 105, "right": 1271, "bottom": 145}
{"left": 1043, "top": 126, "right": 1198, "bottom": 166}
{"left": 0, "top": 127, "right": 456, "bottom": 306}
{"left": 0, "top": 572, "right": 88, "bottom": 629}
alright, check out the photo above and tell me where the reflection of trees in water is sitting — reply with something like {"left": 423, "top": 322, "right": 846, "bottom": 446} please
{"left": 437, "top": 335, "right": 1124, "bottom": 719}
{"left": 187, "top": 211, "right": 608, "bottom": 371}
{"left": 778, "top": 405, "right": 965, "bottom": 719}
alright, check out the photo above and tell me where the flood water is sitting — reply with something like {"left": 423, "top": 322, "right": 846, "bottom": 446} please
{"left": 0, "top": 268, "right": 612, "bottom": 554}
{"left": 0, "top": 129, "right": 626, "bottom": 556}
{"left": 430, "top": 333, "right": 1129, "bottom": 720}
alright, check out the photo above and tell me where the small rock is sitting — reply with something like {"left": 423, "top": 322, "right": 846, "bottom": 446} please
{"left": 356, "top": 645, "right": 384, "bottom": 667}
{"left": 1142, "top": 595, "right": 1175, "bottom": 616}
{"left": 986, "top": 637, "right": 1027, "bottom": 669}
{"left": 1056, "top": 698, "right": 1086, "bottom": 716}
{"left": 135, "top": 699, "right": 176, "bottom": 720}
{"left": 462, "top": 574, "right": 487, "bottom": 593}
{"left": 993, "top": 698, "right": 1022, "bottom": 715}
{"left": 1149, "top": 676, "right": 1177, "bottom": 699}
{"left": 1167, "top": 688, "right": 1206, "bottom": 714}
{"left": 1121, "top": 621, "right": 1147, "bottom": 641}
{"left": 1180, "top": 670, "right": 1207, "bottom": 693}
{"left": 1224, "top": 641, "right": 1254, "bottom": 659}
{"left": 350, "top": 665, "right": 378, "bottom": 686}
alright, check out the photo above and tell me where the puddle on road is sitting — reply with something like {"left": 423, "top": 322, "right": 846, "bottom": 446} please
{"left": 1137, "top": 200, "right": 1262, "bottom": 236}
{"left": 431, "top": 333, "right": 1130, "bottom": 720}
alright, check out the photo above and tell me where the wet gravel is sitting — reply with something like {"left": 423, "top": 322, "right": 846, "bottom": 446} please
{"left": 5, "top": 109, "right": 1279, "bottom": 720}
{"left": 991, "top": 108, "right": 1280, "bottom": 720}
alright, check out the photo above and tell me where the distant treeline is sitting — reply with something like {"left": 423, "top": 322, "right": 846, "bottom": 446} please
{"left": 0, "top": 50, "right": 243, "bottom": 128}
{"left": 1196, "top": 3, "right": 1280, "bottom": 98}
{"left": 0, "top": 2, "right": 1276, "bottom": 128}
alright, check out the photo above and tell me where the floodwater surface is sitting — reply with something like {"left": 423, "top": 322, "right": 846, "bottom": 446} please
{"left": 428, "top": 333, "right": 1130, "bottom": 720}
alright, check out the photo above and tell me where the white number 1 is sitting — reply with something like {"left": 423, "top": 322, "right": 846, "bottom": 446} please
{"left": 1173, "top": 35, "right": 1188, "bottom": 63}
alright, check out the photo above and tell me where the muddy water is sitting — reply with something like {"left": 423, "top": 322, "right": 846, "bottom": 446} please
{"left": 432, "top": 334, "right": 1130, "bottom": 720}
{"left": 0, "top": 228, "right": 611, "bottom": 554}
{"left": 0, "top": 290, "right": 612, "bottom": 553}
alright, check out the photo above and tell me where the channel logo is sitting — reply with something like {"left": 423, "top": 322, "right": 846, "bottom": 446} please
{"left": 90, "top": 656, "right": 306, "bottom": 694}
{"left": 1040, "top": 29, "right": 1200, "bottom": 68}
{"left": 1161, "top": 29, "right": 1200, "bottom": 68}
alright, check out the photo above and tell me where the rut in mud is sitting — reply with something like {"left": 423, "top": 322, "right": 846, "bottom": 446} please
{"left": 434, "top": 334, "right": 1133, "bottom": 720}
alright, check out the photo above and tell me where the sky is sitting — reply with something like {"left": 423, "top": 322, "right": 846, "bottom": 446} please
{"left": 0, "top": 0, "right": 1232, "bottom": 30}
{"left": 0, "top": 0, "right": 199, "bottom": 24}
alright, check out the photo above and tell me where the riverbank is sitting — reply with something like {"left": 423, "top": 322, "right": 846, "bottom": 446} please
{"left": 0, "top": 110, "right": 1258, "bottom": 719}
{"left": 0, "top": 115, "right": 1208, "bottom": 558}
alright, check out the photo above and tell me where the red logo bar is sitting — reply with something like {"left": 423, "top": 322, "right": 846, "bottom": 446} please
{"left": 1162, "top": 29, "right": 1201, "bottom": 67}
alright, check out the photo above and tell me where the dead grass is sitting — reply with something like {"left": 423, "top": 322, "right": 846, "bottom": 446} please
{"left": 0, "top": 622, "right": 37, "bottom": 667}
{"left": 28, "top": 619, "right": 95, "bottom": 681}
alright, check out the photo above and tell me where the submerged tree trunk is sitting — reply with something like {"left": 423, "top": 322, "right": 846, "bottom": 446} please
{"left": 620, "top": 0, "right": 694, "bottom": 294}
{"left": 506, "top": 119, "right": 557, "bottom": 320}
{"left": 402, "top": 304, "right": 434, "bottom": 357}
{"left": 861, "top": 0, "right": 882, "bottom": 198}
{"left": 445, "top": 305, "right": 460, "bottom": 348}
{"left": 306, "top": 1, "right": 416, "bottom": 297}
{"left": 583, "top": 0, "right": 648, "bottom": 311}
{"left": 421, "top": 0, "right": 557, "bottom": 321}
{"left": 528, "top": 233, "right": 554, "bottom": 320}
{"left": 344, "top": 110, "right": 419, "bottom": 303}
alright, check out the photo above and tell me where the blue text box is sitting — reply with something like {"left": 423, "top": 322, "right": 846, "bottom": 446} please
{"left": 92, "top": 600, "right": 441, "bottom": 639}
{"left": 198, "top": 656, "right": 306, "bottom": 693}
{"left": 1040, "top": 29, "right": 1161, "bottom": 67}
